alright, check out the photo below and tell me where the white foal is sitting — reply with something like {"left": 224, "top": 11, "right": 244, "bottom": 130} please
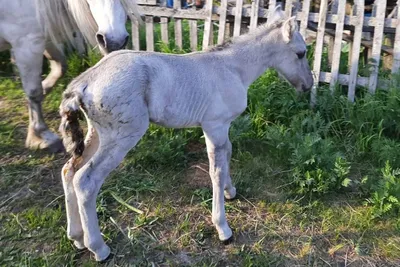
{"left": 59, "top": 6, "right": 313, "bottom": 261}
{"left": 0, "top": 0, "right": 140, "bottom": 152}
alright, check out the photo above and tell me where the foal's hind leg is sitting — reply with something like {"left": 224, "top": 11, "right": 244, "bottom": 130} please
{"left": 42, "top": 43, "right": 67, "bottom": 95}
{"left": 61, "top": 122, "right": 100, "bottom": 249}
{"left": 202, "top": 122, "right": 233, "bottom": 241}
{"left": 74, "top": 123, "right": 148, "bottom": 261}
{"left": 224, "top": 139, "right": 236, "bottom": 200}
{"left": 12, "top": 40, "right": 63, "bottom": 152}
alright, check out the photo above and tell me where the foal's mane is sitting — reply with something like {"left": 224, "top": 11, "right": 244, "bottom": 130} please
{"left": 35, "top": 0, "right": 142, "bottom": 49}
{"left": 208, "top": 10, "right": 286, "bottom": 52}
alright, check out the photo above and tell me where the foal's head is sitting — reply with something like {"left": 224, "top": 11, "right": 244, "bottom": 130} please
{"left": 267, "top": 7, "right": 314, "bottom": 92}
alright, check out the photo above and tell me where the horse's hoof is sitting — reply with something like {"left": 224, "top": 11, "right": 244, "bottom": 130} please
{"left": 26, "top": 129, "right": 65, "bottom": 153}
{"left": 46, "top": 139, "right": 65, "bottom": 153}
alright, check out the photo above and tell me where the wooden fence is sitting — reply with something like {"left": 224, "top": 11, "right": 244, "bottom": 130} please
{"left": 132, "top": 0, "right": 400, "bottom": 102}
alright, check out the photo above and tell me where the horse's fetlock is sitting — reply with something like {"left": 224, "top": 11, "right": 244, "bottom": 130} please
{"left": 27, "top": 90, "right": 44, "bottom": 103}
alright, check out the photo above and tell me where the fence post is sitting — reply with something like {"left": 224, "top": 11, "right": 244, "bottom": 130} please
{"left": 392, "top": 1, "right": 400, "bottom": 74}
{"left": 132, "top": 18, "right": 140, "bottom": 51}
{"left": 189, "top": 20, "right": 198, "bottom": 51}
{"left": 218, "top": 0, "right": 229, "bottom": 44}
{"left": 202, "top": 0, "right": 213, "bottom": 50}
{"left": 348, "top": 0, "right": 364, "bottom": 102}
{"left": 174, "top": 0, "right": 183, "bottom": 49}
{"left": 233, "top": 0, "right": 244, "bottom": 36}
{"left": 145, "top": 16, "right": 154, "bottom": 51}
{"left": 249, "top": 0, "right": 260, "bottom": 32}
{"left": 368, "top": 0, "right": 387, "bottom": 93}
{"left": 161, "top": 17, "right": 169, "bottom": 45}
{"left": 299, "top": 0, "right": 311, "bottom": 38}
{"left": 329, "top": 0, "right": 346, "bottom": 91}
{"left": 311, "top": 0, "right": 328, "bottom": 106}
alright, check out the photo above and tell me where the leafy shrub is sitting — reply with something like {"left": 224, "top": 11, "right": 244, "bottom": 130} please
{"left": 366, "top": 161, "right": 400, "bottom": 218}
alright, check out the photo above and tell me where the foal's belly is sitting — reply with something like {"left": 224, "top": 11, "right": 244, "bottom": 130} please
{"left": 0, "top": 37, "right": 10, "bottom": 51}
{"left": 148, "top": 96, "right": 209, "bottom": 129}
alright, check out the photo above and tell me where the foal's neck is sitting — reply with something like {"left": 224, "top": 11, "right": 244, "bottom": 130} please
{"left": 211, "top": 28, "right": 280, "bottom": 88}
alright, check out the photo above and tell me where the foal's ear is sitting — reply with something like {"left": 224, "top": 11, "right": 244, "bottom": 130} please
{"left": 282, "top": 16, "right": 297, "bottom": 43}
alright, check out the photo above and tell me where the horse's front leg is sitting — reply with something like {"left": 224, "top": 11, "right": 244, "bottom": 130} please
{"left": 12, "top": 40, "right": 63, "bottom": 152}
{"left": 42, "top": 42, "right": 67, "bottom": 95}
{"left": 203, "top": 122, "right": 233, "bottom": 242}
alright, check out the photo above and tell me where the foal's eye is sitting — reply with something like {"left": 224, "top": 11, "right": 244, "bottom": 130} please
{"left": 296, "top": 51, "right": 305, "bottom": 59}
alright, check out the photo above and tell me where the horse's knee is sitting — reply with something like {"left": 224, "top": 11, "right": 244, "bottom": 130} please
{"left": 26, "top": 87, "right": 44, "bottom": 103}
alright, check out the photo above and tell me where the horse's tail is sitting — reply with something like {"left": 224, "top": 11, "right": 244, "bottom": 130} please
{"left": 59, "top": 83, "right": 87, "bottom": 159}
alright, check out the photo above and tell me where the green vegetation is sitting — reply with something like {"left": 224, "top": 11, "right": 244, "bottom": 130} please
{"left": 1, "top": 21, "right": 399, "bottom": 266}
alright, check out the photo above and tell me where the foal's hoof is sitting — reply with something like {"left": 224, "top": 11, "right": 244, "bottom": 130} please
{"left": 98, "top": 252, "right": 114, "bottom": 264}
{"left": 224, "top": 187, "right": 237, "bottom": 200}
{"left": 94, "top": 244, "right": 111, "bottom": 262}
{"left": 73, "top": 240, "right": 86, "bottom": 250}
{"left": 221, "top": 235, "right": 234, "bottom": 245}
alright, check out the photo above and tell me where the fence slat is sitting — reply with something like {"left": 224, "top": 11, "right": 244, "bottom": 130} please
{"left": 233, "top": 0, "right": 244, "bottom": 37}
{"left": 145, "top": 16, "right": 154, "bottom": 51}
{"left": 175, "top": 19, "right": 183, "bottom": 49}
{"left": 348, "top": 0, "right": 364, "bottom": 102}
{"left": 368, "top": 0, "right": 386, "bottom": 93}
{"left": 202, "top": 0, "right": 213, "bottom": 50}
{"left": 392, "top": 1, "right": 400, "bottom": 74}
{"left": 284, "top": 0, "right": 293, "bottom": 17}
{"left": 299, "top": 0, "right": 311, "bottom": 38}
{"left": 311, "top": 0, "right": 328, "bottom": 106}
{"left": 218, "top": 0, "right": 228, "bottom": 44}
{"left": 174, "top": 0, "right": 183, "bottom": 49}
{"left": 268, "top": 0, "right": 276, "bottom": 17}
{"left": 329, "top": 0, "right": 346, "bottom": 91}
{"left": 249, "top": 0, "right": 260, "bottom": 32}
{"left": 161, "top": 17, "right": 169, "bottom": 44}
{"left": 132, "top": 18, "right": 140, "bottom": 51}
{"left": 189, "top": 20, "right": 198, "bottom": 51}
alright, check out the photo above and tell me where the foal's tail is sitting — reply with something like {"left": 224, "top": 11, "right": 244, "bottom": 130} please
{"left": 59, "top": 83, "right": 87, "bottom": 159}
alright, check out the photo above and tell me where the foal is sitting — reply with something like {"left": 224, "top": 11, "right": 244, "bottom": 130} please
{"left": 59, "top": 7, "right": 313, "bottom": 261}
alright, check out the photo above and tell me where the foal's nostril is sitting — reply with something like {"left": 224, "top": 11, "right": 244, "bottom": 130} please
{"left": 96, "top": 33, "right": 106, "bottom": 48}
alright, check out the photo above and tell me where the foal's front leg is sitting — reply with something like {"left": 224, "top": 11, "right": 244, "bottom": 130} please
{"left": 203, "top": 123, "right": 233, "bottom": 241}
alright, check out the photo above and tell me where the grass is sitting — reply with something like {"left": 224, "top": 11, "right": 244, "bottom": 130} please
{"left": 1, "top": 21, "right": 400, "bottom": 266}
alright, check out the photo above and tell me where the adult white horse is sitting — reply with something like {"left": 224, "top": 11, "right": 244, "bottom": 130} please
{"left": 59, "top": 6, "right": 313, "bottom": 262}
{"left": 0, "top": 0, "right": 141, "bottom": 152}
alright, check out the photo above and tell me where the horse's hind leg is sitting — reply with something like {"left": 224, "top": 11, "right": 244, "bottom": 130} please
{"left": 42, "top": 43, "right": 67, "bottom": 95}
{"left": 74, "top": 119, "right": 149, "bottom": 261}
{"left": 12, "top": 40, "right": 63, "bottom": 152}
{"left": 61, "top": 121, "right": 100, "bottom": 249}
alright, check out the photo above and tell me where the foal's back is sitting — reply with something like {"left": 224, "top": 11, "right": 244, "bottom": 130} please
{"left": 78, "top": 50, "right": 246, "bottom": 128}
